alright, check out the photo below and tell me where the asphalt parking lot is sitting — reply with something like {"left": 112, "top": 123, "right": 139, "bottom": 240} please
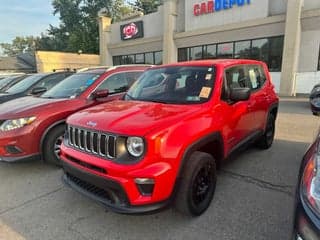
{"left": 0, "top": 97, "right": 319, "bottom": 240}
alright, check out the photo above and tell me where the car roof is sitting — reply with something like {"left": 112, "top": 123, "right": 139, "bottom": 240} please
{"left": 78, "top": 64, "right": 153, "bottom": 74}
{"left": 151, "top": 59, "right": 265, "bottom": 69}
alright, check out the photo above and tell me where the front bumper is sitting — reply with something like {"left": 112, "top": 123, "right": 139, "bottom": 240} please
{"left": 294, "top": 195, "right": 320, "bottom": 240}
{"left": 0, "top": 126, "right": 40, "bottom": 161}
{"left": 62, "top": 159, "right": 170, "bottom": 214}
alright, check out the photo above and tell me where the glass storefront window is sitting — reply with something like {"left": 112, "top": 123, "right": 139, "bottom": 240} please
{"left": 234, "top": 41, "right": 251, "bottom": 59}
{"left": 113, "top": 56, "right": 122, "bottom": 65}
{"left": 112, "top": 51, "right": 162, "bottom": 65}
{"left": 217, "top": 42, "right": 234, "bottom": 58}
{"left": 318, "top": 45, "right": 320, "bottom": 71}
{"left": 205, "top": 44, "right": 217, "bottom": 59}
{"left": 190, "top": 46, "right": 203, "bottom": 60}
{"left": 178, "top": 48, "right": 188, "bottom": 62}
{"left": 251, "top": 38, "right": 269, "bottom": 64}
{"left": 154, "top": 51, "right": 162, "bottom": 65}
{"left": 135, "top": 54, "right": 144, "bottom": 64}
{"left": 145, "top": 52, "right": 154, "bottom": 64}
{"left": 177, "top": 36, "right": 284, "bottom": 71}
{"left": 269, "top": 37, "right": 284, "bottom": 72}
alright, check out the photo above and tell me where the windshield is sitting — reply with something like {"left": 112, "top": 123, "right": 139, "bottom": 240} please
{"left": 5, "top": 74, "right": 47, "bottom": 94}
{"left": 41, "top": 72, "right": 102, "bottom": 99}
{"left": 125, "top": 66, "right": 216, "bottom": 104}
{"left": 0, "top": 76, "right": 19, "bottom": 88}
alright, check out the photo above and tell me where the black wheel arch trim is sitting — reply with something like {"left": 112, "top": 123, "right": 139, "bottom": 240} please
{"left": 170, "top": 132, "right": 223, "bottom": 202}
{"left": 40, "top": 119, "right": 66, "bottom": 158}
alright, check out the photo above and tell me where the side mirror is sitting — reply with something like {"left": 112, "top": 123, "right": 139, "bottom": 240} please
{"left": 30, "top": 87, "right": 47, "bottom": 95}
{"left": 91, "top": 89, "right": 109, "bottom": 100}
{"left": 230, "top": 88, "right": 251, "bottom": 102}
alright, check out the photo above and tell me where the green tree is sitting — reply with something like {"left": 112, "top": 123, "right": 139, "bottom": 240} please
{"left": 0, "top": 36, "right": 40, "bottom": 57}
{"left": 132, "top": 0, "right": 162, "bottom": 15}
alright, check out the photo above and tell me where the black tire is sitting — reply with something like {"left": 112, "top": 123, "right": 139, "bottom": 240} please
{"left": 43, "top": 125, "right": 65, "bottom": 166}
{"left": 174, "top": 151, "right": 217, "bottom": 216}
{"left": 257, "top": 114, "right": 275, "bottom": 149}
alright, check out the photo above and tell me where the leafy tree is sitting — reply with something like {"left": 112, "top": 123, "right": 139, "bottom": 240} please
{"left": 0, "top": 36, "right": 40, "bottom": 57}
{"left": 132, "top": 0, "right": 162, "bottom": 15}
{"left": 0, "top": 0, "right": 140, "bottom": 56}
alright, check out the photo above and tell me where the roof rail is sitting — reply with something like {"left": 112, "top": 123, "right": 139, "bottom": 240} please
{"left": 77, "top": 65, "right": 110, "bottom": 72}
{"left": 52, "top": 68, "right": 76, "bottom": 72}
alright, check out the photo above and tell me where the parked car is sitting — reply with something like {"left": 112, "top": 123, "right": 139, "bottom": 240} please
{"left": 0, "top": 71, "right": 73, "bottom": 104}
{"left": 0, "top": 65, "right": 150, "bottom": 165}
{"left": 0, "top": 74, "right": 29, "bottom": 92}
{"left": 310, "top": 84, "right": 320, "bottom": 115}
{"left": 60, "top": 59, "right": 279, "bottom": 216}
{"left": 293, "top": 127, "right": 320, "bottom": 239}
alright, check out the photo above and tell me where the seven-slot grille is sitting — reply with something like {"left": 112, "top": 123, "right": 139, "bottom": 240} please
{"left": 67, "top": 125, "right": 117, "bottom": 159}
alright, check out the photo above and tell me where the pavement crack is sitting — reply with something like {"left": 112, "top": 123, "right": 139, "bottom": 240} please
{"left": 220, "top": 169, "right": 296, "bottom": 197}
{"left": 0, "top": 186, "right": 64, "bottom": 216}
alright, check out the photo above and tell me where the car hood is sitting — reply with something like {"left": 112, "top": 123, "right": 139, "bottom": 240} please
{"left": 67, "top": 100, "right": 203, "bottom": 136}
{"left": 0, "top": 96, "right": 74, "bottom": 119}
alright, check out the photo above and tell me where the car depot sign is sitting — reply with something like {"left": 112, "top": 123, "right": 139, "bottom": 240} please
{"left": 120, "top": 21, "right": 144, "bottom": 40}
{"left": 194, "top": 0, "right": 251, "bottom": 16}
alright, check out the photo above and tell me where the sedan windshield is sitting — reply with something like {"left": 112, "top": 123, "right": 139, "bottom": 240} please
{"left": 41, "top": 72, "right": 102, "bottom": 99}
{"left": 5, "top": 74, "right": 47, "bottom": 94}
{"left": 0, "top": 76, "right": 20, "bottom": 89}
{"left": 125, "top": 66, "right": 216, "bottom": 104}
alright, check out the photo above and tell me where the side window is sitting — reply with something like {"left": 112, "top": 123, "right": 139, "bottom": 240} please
{"left": 32, "top": 73, "right": 65, "bottom": 91}
{"left": 125, "top": 71, "right": 143, "bottom": 88}
{"left": 247, "top": 65, "right": 267, "bottom": 91}
{"left": 225, "top": 66, "right": 250, "bottom": 90}
{"left": 97, "top": 73, "right": 128, "bottom": 94}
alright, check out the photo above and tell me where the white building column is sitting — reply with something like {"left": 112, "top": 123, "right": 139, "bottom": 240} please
{"left": 162, "top": 0, "right": 178, "bottom": 64}
{"left": 98, "top": 13, "right": 113, "bottom": 66}
{"left": 280, "top": 0, "right": 303, "bottom": 96}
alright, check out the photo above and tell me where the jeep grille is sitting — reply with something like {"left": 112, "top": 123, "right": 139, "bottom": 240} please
{"left": 67, "top": 125, "right": 117, "bottom": 159}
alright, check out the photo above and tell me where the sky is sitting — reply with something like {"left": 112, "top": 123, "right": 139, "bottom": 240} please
{"left": 0, "top": 0, "right": 59, "bottom": 44}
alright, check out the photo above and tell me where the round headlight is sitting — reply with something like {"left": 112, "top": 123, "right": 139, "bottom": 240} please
{"left": 126, "top": 137, "right": 144, "bottom": 157}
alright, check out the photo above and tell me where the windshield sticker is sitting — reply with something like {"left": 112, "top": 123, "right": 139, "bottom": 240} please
{"left": 205, "top": 74, "right": 212, "bottom": 80}
{"left": 199, "top": 87, "right": 211, "bottom": 98}
{"left": 208, "top": 68, "right": 213, "bottom": 72}
{"left": 86, "top": 78, "right": 95, "bottom": 86}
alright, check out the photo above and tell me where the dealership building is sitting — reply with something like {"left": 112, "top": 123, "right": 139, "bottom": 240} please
{"left": 98, "top": 0, "right": 320, "bottom": 96}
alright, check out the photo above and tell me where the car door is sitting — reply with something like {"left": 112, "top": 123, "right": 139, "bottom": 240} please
{"left": 220, "top": 65, "right": 256, "bottom": 150}
{"left": 245, "top": 64, "right": 269, "bottom": 131}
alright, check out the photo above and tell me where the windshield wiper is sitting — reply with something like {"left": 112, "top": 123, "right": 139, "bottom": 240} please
{"left": 125, "top": 93, "right": 136, "bottom": 100}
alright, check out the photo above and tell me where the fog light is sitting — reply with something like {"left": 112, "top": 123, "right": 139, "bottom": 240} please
{"left": 5, "top": 145, "right": 23, "bottom": 154}
{"left": 135, "top": 178, "right": 155, "bottom": 196}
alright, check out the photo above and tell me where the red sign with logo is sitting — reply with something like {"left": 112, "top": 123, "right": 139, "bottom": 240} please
{"left": 120, "top": 21, "right": 144, "bottom": 40}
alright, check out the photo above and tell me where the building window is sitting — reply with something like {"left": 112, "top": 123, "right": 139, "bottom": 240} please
{"left": 154, "top": 51, "right": 163, "bottom": 65}
{"left": 113, "top": 51, "right": 163, "bottom": 65}
{"left": 234, "top": 41, "right": 251, "bottom": 59}
{"left": 268, "top": 37, "right": 284, "bottom": 72}
{"left": 177, "top": 36, "right": 284, "bottom": 71}
{"left": 205, "top": 44, "right": 217, "bottom": 59}
{"left": 318, "top": 45, "right": 320, "bottom": 71}
{"left": 217, "top": 42, "right": 234, "bottom": 58}
{"left": 251, "top": 38, "right": 269, "bottom": 64}
{"left": 190, "top": 46, "right": 203, "bottom": 60}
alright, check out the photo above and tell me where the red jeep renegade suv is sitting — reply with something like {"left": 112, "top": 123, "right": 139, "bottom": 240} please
{"left": 0, "top": 65, "right": 149, "bottom": 165}
{"left": 61, "top": 60, "right": 279, "bottom": 216}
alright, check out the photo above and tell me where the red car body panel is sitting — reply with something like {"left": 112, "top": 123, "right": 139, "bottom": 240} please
{"left": 0, "top": 65, "right": 149, "bottom": 161}
{"left": 60, "top": 60, "right": 279, "bottom": 212}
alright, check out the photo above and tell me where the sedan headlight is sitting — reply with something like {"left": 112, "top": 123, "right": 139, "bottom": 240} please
{"left": 0, "top": 117, "right": 36, "bottom": 131}
{"left": 126, "top": 137, "right": 144, "bottom": 157}
{"left": 301, "top": 136, "right": 320, "bottom": 216}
